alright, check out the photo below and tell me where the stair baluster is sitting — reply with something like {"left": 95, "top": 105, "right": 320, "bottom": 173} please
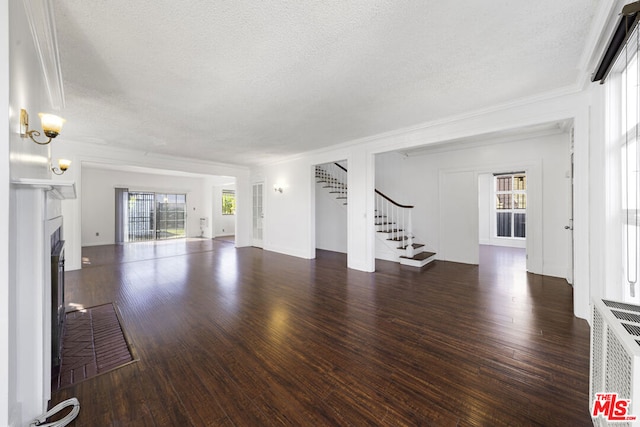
{"left": 316, "top": 162, "right": 435, "bottom": 267}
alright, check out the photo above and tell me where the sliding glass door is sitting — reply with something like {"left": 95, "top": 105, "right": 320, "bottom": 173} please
{"left": 155, "top": 193, "right": 186, "bottom": 239}
{"left": 128, "top": 192, "right": 156, "bottom": 242}
{"left": 126, "top": 191, "right": 187, "bottom": 242}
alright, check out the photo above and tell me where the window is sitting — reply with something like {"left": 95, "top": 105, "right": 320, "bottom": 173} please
{"left": 495, "top": 173, "right": 526, "bottom": 239}
{"left": 125, "top": 191, "right": 187, "bottom": 242}
{"left": 156, "top": 193, "right": 187, "bottom": 239}
{"left": 614, "top": 26, "right": 640, "bottom": 301}
{"left": 222, "top": 190, "right": 236, "bottom": 215}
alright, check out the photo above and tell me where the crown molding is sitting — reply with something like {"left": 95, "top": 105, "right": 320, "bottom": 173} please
{"left": 400, "top": 123, "right": 567, "bottom": 158}
{"left": 256, "top": 84, "right": 582, "bottom": 168}
{"left": 22, "top": 0, "right": 65, "bottom": 110}
{"left": 59, "top": 139, "right": 250, "bottom": 177}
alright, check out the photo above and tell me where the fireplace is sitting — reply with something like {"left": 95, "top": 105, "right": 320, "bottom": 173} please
{"left": 50, "top": 228, "right": 65, "bottom": 372}
{"left": 11, "top": 178, "right": 76, "bottom": 422}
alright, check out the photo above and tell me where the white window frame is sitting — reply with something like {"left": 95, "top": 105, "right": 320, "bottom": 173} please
{"left": 494, "top": 173, "right": 526, "bottom": 240}
{"left": 611, "top": 25, "right": 640, "bottom": 304}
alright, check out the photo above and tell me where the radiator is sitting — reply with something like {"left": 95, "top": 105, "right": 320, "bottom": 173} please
{"left": 590, "top": 299, "right": 640, "bottom": 426}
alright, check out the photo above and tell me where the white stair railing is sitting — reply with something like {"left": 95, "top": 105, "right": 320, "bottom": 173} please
{"left": 317, "top": 162, "right": 416, "bottom": 259}
{"left": 316, "top": 163, "right": 347, "bottom": 203}
{"left": 375, "top": 190, "right": 414, "bottom": 257}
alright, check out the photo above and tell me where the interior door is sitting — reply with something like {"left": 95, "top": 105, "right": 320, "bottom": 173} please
{"left": 567, "top": 151, "right": 574, "bottom": 284}
{"left": 440, "top": 170, "right": 479, "bottom": 264}
{"left": 252, "top": 182, "right": 264, "bottom": 247}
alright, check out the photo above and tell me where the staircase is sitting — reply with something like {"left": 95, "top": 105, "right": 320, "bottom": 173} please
{"left": 316, "top": 163, "right": 436, "bottom": 268}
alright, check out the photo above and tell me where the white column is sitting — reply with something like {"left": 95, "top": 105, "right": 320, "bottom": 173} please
{"left": 573, "top": 104, "right": 591, "bottom": 320}
{"left": 347, "top": 149, "right": 375, "bottom": 272}
{"left": 234, "top": 171, "right": 253, "bottom": 248}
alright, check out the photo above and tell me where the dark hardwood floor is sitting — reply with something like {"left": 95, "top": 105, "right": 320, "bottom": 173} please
{"left": 50, "top": 241, "right": 592, "bottom": 426}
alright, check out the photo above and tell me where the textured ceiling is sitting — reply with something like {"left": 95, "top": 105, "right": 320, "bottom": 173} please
{"left": 53, "top": 0, "right": 599, "bottom": 166}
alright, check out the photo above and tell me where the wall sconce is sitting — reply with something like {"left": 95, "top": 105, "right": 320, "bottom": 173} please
{"left": 20, "top": 108, "right": 66, "bottom": 145}
{"left": 274, "top": 186, "right": 283, "bottom": 193}
{"left": 51, "top": 159, "right": 71, "bottom": 175}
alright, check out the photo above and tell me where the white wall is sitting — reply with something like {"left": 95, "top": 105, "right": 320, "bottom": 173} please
{"left": 251, "top": 89, "right": 593, "bottom": 319}
{"left": 254, "top": 146, "right": 375, "bottom": 270}
{"left": 81, "top": 167, "right": 215, "bottom": 246}
{"left": 315, "top": 182, "right": 347, "bottom": 253}
{"left": 259, "top": 158, "right": 315, "bottom": 258}
{"left": 212, "top": 183, "right": 236, "bottom": 236}
{"left": 7, "top": 0, "right": 66, "bottom": 423}
{"left": 375, "top": 131, "right": 570, "bottom": 277}
{"left": 51, "top": 140, "right": 252, "bottom": 270}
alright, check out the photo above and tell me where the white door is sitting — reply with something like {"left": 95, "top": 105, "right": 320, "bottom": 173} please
{"left": 567, "top": 152, "right": 574, "bottom": 284}
{"left": 252, "top": 182, "right": 264, "bottom": 247}
{"left": 440, "top": 170, "right": 479, "bottom": 264}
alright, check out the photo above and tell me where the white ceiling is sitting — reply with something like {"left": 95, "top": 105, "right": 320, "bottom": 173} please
{"left": 53, "top": 0, "right": 600, "bottom": 166}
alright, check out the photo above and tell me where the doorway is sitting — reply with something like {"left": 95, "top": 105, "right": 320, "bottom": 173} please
{"left": 478, "top": 171, "right": 527, "bottom": 273}
{"left": 314, "top": 161, "right": 348, "bottom": 256}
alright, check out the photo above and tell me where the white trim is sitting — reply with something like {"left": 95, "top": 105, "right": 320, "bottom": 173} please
{"left": 11, "top": 178, "right": 76, "bottom": 199}
{"left": 63, "top": 140, "right": 249, "bottom": 177}
{"left": 257, "top": 86, "right": 583, "bottom": 167}
{"left": 0, "top": 0, "right": 10, "bottom": 423}
{"left": 493, "top": 173, "right": 527, "bottom": 242}
{"left": 263, "top": 243, "right": 313, "bottom": 260}
{"left": 22, "top": 0, "right": 64, "bottom": 109}
{"left": 573, "top": 105, "right": 591, "bottom": 320}
{"left": 402, "top": 125, "right": 566, "bottom": 157}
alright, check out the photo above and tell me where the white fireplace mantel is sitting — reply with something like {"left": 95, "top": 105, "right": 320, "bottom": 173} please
{"left": 11, "top": 177, "right": 75, "bottom": 424}
{"left": 11, "top": 178, "right": 76, "bottom": 199}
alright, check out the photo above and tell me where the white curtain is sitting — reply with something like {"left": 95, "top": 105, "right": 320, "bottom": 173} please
{"left": 114, "top": 188, "right": 129, "bottom": 244}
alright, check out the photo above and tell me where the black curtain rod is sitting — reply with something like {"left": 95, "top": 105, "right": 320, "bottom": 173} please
{"left": 493, "top": 171, "right": 525, "bottom": 177}
{"left": 592, "top": 3, "right": 640, "bottom": 84}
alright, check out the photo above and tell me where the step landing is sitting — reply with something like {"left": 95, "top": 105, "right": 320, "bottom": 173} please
{"left": 399, "top": 251, "right": 437, "bottom": 268}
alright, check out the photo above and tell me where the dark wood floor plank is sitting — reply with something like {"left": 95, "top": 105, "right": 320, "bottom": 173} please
{"left": 50, "top": 241, "right": 591, "bottom": 426}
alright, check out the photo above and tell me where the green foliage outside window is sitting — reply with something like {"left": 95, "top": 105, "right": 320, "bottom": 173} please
{"left": 222, "top": 190, "right": 236, "bottom": 215}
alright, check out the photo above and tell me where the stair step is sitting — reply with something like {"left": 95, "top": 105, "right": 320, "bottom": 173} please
{"left": 397, "top": 243, "right": 424, "bottom": 250}
{"left": 378, "top": 228, "right": 403, "bottom": 233}
{"left": 400, "top": 251, "right": 436, "bottom": 261}
{"left": 399, "top": 251, "right": 437, "bottom": 268}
